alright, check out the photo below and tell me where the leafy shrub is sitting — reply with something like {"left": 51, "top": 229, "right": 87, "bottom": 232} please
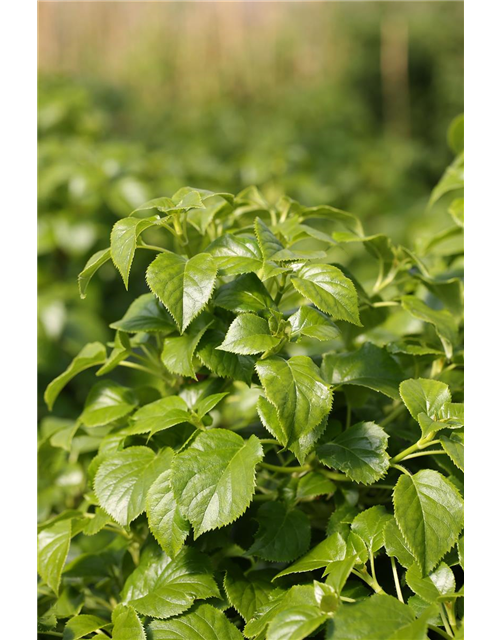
{"left": 38, "top": 123, "right": 463, "bottom": 639}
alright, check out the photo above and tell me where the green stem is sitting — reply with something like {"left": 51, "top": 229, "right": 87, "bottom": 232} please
{"left": 260, "top": 462, "right": 310, "bottom": 474}
{"left": 390, "top": 433, "right": 438, "bottom": 464}
{"left": 379, "top": 403, "right": 405, "bottom": 428}
{"left": 390, "top": 463, "right": 412, "bottom": 476}
{"left": 118, "top": 360, "right": 165, "bottom": 379}
{"left": 445, "top": 601, "right": 457, "bottom": 634}
{"left": 429, "top": 625, "right": 453, "bottom": 640}
{"left": 390, "top": 557, "right": 404, "bottom": 603}
{"left": 352, "top": 568, "right": 384, "bottom": 594}
{"left": 402, "top": 450, "right": 446, "bottom": 461}
{"left": 440, "top": 604, "right": 454, "bottom": 637}
{"left": 346, "top": 402, "right": 352, "bottom": 430}
{"left": 260, "top": 438, "right": 281, "bottom": 445}
{"left": 137, "top": 243, "right": 168, "bottom": 253}
{"left": 319, "top": 470, "right": 351, "bottom": 482}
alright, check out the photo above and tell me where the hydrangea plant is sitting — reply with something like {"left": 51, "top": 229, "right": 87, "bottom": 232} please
{"left": 38, "top": 118, "right": 464, "bottom": 640}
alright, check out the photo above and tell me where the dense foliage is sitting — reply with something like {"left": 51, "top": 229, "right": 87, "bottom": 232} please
{"left": 38, "top": 118, "right": 463, "bottom": 639}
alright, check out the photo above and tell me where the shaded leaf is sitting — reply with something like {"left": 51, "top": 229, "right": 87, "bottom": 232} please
{"left": 321, "top": 343, "right": 404, "bottom": 400}
{"left": 224, "top": 568, "right": 275, "bottom": 622}
{"left": 197, "top": 329, "right": 255, "bottom": 385}
{"left": 248, "top": 501, "right": 311, "bottom": 562}
{"left": 401, "top": 296, "right": 459, "bottom": 359}
{"left": 275, "top": 533, "right": 346, "bottom": 579}
{"left": 317, "top": 422, "right": 390, "bottom": 484}
{"left": 326, "top": 594, "right": 415, "bottom": 640}
{"left": 214, "top": 273, "right": 276, "bottom": 313}
{"left": 110, "top": 293, "right": 177, "bottom": 334}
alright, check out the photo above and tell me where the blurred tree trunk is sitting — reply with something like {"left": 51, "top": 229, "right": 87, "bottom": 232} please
{"left": 381, "top": 15, "right": 411, "bottom": 138}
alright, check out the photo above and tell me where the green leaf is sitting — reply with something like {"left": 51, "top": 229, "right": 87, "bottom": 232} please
{"left": 224, "top": 568, "right": 275, "bottom": 622}
{"left": 351, "top": 506, "right": 391, "bottom": 554}
{"left": 161, "top": 313, "right": 211, "bottom": 378}
{"left": 96, "top": 331, "right": 131, "bottom": 376}
{"left": 324, "top": 555, "right": 358, "bottom": 595}
{"left": 112, "top": 604, "right": 146, "bottom": 640}
{"left": 267, "top": 606, "right": 327, "bottom": 640}
{"left": 146, "top": 470, "right": 191, "bottom": 558}
{"left": 288, "top": 306, "right": 341, "bottom": 342}
{"left": 218, "top": 313, "right": 282, "bottom": 355}
{"left": 296, "top": 472, "right": 336, "bottom": 499}
{"left": 254, "top": 217, "right": 285, "bottom": 260}
{"left": 393, "top": 469, "right": 464, "bottom": 574}
{"left": 63, "top": 615, "right": 111, "bottom": 640}
{"left": 45, "top": 342, "right": 107, "bottom": 410}
{"left": 458, "top": 536, "right": 464, "bottom": 569}
{"left": 256, "top": 356, "right": 332, "bottom": 446}
{"left": 399, "top": 378, "right": 451, "bottom": 423}
{"left": 248, "top": 501, "right": 311, "bottom": 562}
{"left": 244, "top": 585, "right": 316, "bottom": 638}
{"left": 146, "top": 252, "right": 218, "bottom": 332}
{"left": 321, "top": 343, "right": 404, "bottom": 400}
{"left": 125, "top": 396, "right": 191, "bottom": 436}
{"left": 300, "top": 204, "right": 364, "bottom": 236}
{"left": 197, "top": 329, "right": 255, "bottom": 385}
{"left": 387, "top": 616, "right": 430, "bottom": 640}
{"left": 111, "top": 216, "right": 157, "bottom": 289}
{"left": 82, "top": 508, "right": 112, "bottom": 536}
{"left": 291, "top": 264, "right": 360, "bottom": 325}
{"left": 110, "top": 293, "right": 177, "bottom": 333}
{"left": 80, "top": 380, "right": 137, "bottom": 427}
{"left": 193, "top": 392, "right": 228, "bottom": 417}
{"left": 78, "top": 248, "right": 111, "bottom": 299}
{"left": 257, "top": 396, "right": 327, "bottom": 464}
{"left": 406, "top": 562, "right": 455, "bottom": 604}
{"left": 122, "top": 546, "right": 220, "bottom": 619}
{"left": 170, "top": 429, "right": 263, "bottom": 538}
{"left": 38, "top": 520, "right": 72, "bottom": 595}
{"left": 275, "top": 532, "right": 346, "bottom": 579}
{"left": 206, "top": 234, "right": 263, "bottom": 276}
{"left": 401, "top": 296, "right": 459, "bottom": 359}
{"left": 214, "top": 273, "right": 276, "bottom": 313}
{"left": 94, "top": 447, "right": 173, "bottom": 526}
{"left": 326, "top": 594, "right": 415, "bottom": 640}
{"left": 447, "top": 114, "right": 464, "bottom": 154}
{"left": 449, "top": 197, "right": 464, "bottom": 227}
{"left": 317, "top": 422, "right": 390, "bottom": 484}
{"left": 430, "top": 153, "right": 464, "bottom": 207}
{"left": 440, "top": 432, "right": 464, "bottom": 471}
{"left": 148, "top": 603, "right": 243, "bottom": 639}
{"left": 384, "top": 517, "right": 415, "bottom": 569}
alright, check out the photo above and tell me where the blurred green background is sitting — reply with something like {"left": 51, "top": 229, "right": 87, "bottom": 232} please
{"left": 38, "top": 1, "right": 463, "bottom": 421}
